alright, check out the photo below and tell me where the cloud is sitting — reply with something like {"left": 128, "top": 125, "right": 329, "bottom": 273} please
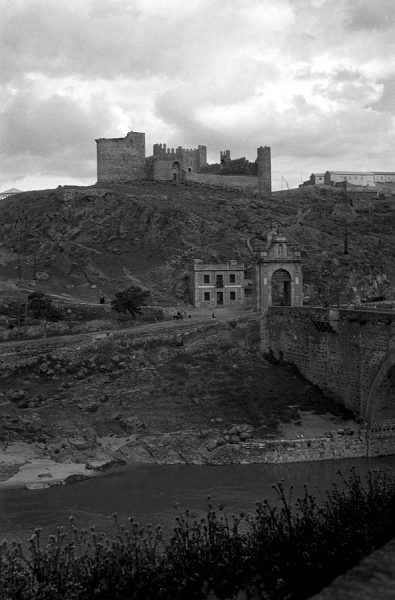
{"left": 0, "top": 0, "right": 394, "bottom": 190}
{"left": 0, "top": 78, "right": 115, "bottom": 187}
{"left": 370, "top": 76, "right": 395, "bottom": 114}
{"left": 345, "top": 0, "right": 395, "bottom": 31}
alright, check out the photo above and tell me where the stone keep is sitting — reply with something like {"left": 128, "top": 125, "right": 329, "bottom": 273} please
{"left": 257, "top": 146, "right": 271, "bottom": 195}
{"left": 96, "top": 131, "right": 146, "bottom": 183}
{"left": 255, "top": 232, "right": 303, "bottom": 312}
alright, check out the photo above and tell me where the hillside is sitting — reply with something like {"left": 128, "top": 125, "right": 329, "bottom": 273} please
{"left": 0, "top": 181, "right": 394, "bottom": 304}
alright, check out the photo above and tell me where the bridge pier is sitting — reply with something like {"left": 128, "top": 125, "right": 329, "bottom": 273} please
{"left": 264, "top": 306, "right": 395, "bottom": 458}
{"left": 367, "top": 422, "right": 395, "bottom": 457}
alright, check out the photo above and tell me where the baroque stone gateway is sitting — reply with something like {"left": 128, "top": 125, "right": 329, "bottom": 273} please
{"left": 95, "top": 130, "right": 271, "bottom": 194}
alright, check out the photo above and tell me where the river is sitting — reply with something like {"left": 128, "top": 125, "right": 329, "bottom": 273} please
{"left": 1, "top": 456, "right": 395, "bottom": 545}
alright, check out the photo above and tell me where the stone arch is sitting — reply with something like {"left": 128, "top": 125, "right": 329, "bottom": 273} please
{"left": 271, "top": 268, "right": 291, "bottom": 306}
{"left": 366, "top": 350, "right": 395, "bottom": 423}
{"left": 172, "top": 161, "right": 181, "bottom": 180}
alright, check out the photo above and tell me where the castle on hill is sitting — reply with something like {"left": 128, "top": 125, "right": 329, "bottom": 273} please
{"left": 95, "top": 131, "right": 271, "bottom": 194}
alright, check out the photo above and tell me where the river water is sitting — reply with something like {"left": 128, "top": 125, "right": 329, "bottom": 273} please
{"left": 1, "top": 456, "right": 395, "bottom": 545}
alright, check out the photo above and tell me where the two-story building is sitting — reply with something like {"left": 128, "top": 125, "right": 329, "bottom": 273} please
{"left": 189, "top": 259, "right": 245, "bottom": 308}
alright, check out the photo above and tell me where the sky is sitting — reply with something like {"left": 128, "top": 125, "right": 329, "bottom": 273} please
{"left": 0, "top": 0, "right": 394, "bottom": 192}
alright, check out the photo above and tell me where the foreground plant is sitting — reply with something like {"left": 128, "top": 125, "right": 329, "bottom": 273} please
{"left": 1, "top": 469, "right": 395, "bottom": 600}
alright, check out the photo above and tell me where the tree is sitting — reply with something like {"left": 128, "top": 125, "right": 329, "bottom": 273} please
{"left": 111, "top": 286, "right": 151, "bottom": 319}
{"left": 27, "top": 292, "right": 62, "bottom": 322}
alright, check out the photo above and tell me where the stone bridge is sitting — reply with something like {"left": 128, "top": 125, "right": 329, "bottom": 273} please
{"left": 263, "top": 306, "right": 395, "bottom": 455}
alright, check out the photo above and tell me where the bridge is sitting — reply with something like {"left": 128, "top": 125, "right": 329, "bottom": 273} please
{"left": 263, "top": 306, "right": 395, "bottom": 456}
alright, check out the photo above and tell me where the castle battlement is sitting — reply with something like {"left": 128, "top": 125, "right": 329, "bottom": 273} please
{"left": 95, "top": 130, "right": 270, "bottom": 190}
{"left": 153, "top": 143, "right": 206, "bottom": 158}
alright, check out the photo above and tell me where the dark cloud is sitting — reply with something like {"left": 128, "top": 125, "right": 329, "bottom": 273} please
{"left": 0, "top": 0, "right": 394, "bottom": 190}
{"left": 370, "top": 76, "right": 395, "bottom": 114}
{"left": 0, "top": 83, "right": 113, "bottom": 185}
{"left": 346, "top": 0, "right": 395, "bottom": 30}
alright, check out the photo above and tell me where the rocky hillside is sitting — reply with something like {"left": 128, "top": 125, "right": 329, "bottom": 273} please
{"left": 0, "top": 181, "right": 394, "bottom": 304}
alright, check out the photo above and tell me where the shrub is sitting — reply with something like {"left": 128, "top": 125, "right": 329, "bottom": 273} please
{"left": 1, "top": 470, "right": 395, "bottom": 599}
{"left": 111, "top": 286, "right": 151, "bottom": 320}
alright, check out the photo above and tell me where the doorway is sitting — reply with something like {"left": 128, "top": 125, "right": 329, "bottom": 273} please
{"left": 172, "top": 161, "right": 181, "bottom": 180}
{"left": 271, "top": 269, "right": 291, "bottom": 306}
{"left": 216, "top": 292, "right": 224, "bottom": 305}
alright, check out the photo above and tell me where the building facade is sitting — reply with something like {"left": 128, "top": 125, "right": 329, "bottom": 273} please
{"left": 255, "top": 232, "right": 303, "bottom": 312}
{"left": 372, "top": 172, "right": 395, "bottom": 183}
{"left": 96, "top": 131, "right": 146, "bottom": 183}
{"left": 189, "top": 260, "right": 245, "bottom": 308}
{"left": 146, "top": 143, "right": 207, "bottom": 181}
{"left": 324, "top": 171, "right": 375, "bottom": 187}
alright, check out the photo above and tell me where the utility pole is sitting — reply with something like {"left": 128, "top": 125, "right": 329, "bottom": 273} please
{"left": 24, "top": 296, "right": 28, "bottom": 340}
{"left": 344, "top": 222, "right": 349, "bottom": 255}
{"left": 17, "top": 292, "right": 21, "bottom": 340}
{"left": 33, "top": 247, "right": 37, "bottom": 279}
{"left": 17, "top": 226, "right": 22, "bottom": 281}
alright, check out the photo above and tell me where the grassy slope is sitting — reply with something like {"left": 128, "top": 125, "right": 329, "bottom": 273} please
{"left": 0, "top": 182, "right": 394, "bottom": 305}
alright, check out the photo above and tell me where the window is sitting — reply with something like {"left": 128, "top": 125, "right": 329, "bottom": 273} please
{"left": 203, "top": 274, "right": 210, "bottom": 284}
{"left": 229, "top": 273, "right": 236, "bottom": 283}
{"left": 278, "top": 244, "right": 283, "bottom": 256}
{"left": 216, "top": 275, "right": 223, "bottom": 288}
{"left": 204, "top": 292, "right": 210, "bottom": 301}
{"left": 230, "top": 291, "right": 236, "bottom": 300}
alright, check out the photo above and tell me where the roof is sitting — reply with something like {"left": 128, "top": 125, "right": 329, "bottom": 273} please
{"left": 326, "top": 171, "right": 373, "bottom": 176}
{"left": 371, "top": 172, "right": 395, "bottom": 175}
{"left": 0, "top": 188, "right": 22, "bottom": 194}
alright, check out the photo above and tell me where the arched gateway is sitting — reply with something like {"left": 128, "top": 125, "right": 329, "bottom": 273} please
{"left": 255, "top": 230, "right": 303, "bottom": 312}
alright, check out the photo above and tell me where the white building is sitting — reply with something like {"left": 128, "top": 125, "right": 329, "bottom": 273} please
{"left": 0, "top": 188, "right": 23, "bottom": 200}
{"left": 324, "top": 171, "right": 375, "bottom": 187}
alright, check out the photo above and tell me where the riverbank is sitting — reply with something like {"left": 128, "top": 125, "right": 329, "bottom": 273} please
{"left": 0, "top": 313, "right": 366, "bottom": 488}
{"left": 0, "top": 410, "right": 367, "bottom": 489}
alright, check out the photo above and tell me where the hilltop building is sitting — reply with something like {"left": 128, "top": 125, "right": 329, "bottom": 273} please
{"left": 301, "top": 170, "right": 395, "bottom": 192}
{"left": 95, "top": 130, "right": 272, "bottom": 194}
{"left": 324, "top": 171, "right": 375, "bottom": 187}
{"left": 146, "top": 143, "right": 207, "bottom": 180}
{"left": 0, "top": 188, "right": 23, "bottom": 200}
{"left": 304, "top": 173, "right": 325, "bottom": 186}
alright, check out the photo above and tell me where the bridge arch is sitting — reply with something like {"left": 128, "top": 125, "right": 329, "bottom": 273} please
{"left": 366, "top": 350, "right": 395, "bottom": 423}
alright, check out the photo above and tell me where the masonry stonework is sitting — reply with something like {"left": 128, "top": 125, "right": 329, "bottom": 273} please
{"left": 96, "top": 131, "right": 146, "bottom": 183}
{"left": 266, "top": 306, "right": 395, "bottom": 456}
{"left": 95, "top": 130, "right": 271, "bottom": 189}
{"left": 257, "top": 146, "right": 272, "bottom": 195}
{"left": 189, "top": 259, "right": 246, "bottom": 308}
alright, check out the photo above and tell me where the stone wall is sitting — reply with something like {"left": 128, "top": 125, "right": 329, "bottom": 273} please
{"left": 187, "top": 173, "right": 258, "bottom": 190}
{"left": 96, "top": 131, "right": 146, "bottom": 182}
{"left": 244, "top": 430, "right": 367, "bottom": 463}
{"left": 266, "top": 306, "right": 395, "bottom": 423}
{"left": 257, "top": 146, "right": 271, "bottom": 195}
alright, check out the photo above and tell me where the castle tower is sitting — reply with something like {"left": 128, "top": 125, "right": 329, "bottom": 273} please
{"left": 198, "top": 145, "right": 207, "bottom": 170}
{"left": 96, "top": 131, "right": 146, "bottom": 183}
{"left": 220, "top": 150, "right": 231, "bottom": 170}
{"left": 256, "top": 146, "right": 271, "bottom": 195}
